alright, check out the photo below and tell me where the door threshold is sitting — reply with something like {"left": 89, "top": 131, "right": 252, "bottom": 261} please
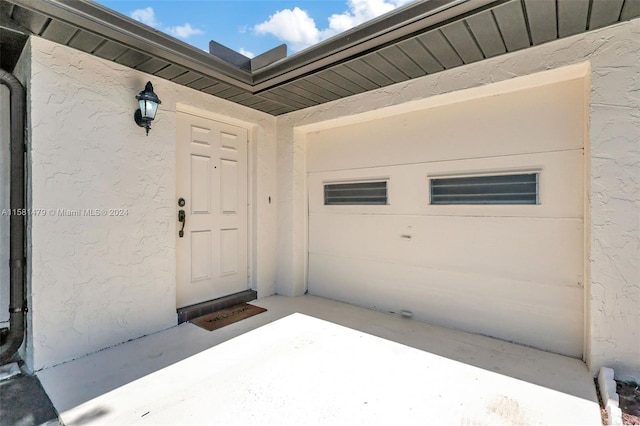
{"left": 177, "top": 290, "right": 257, "bottom": 324}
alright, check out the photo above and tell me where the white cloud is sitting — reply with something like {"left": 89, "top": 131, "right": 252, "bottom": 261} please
{"left": 166, "top": 23, "right": 204, "bottom": 39}
{"left": 238, "top": 48, "right": 255, "bottom": 59}
{"left": 327, "top": 0, "right": 409, "bottom": 34}
{"left": 254, "top": 7, "right": 321, "bottom": 51}
{"left": 130, "top": 7, "right": 204, "bottom": 40}
{"left": 130, "top": 7, "right": 160, "bottom": 28}
{"left": 254, "top": 0, "right": 415, "bottom": 51}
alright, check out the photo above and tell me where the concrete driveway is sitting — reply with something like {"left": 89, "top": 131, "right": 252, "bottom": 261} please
{"left": 37, "top": 295, "right": 601, "bottom": 425}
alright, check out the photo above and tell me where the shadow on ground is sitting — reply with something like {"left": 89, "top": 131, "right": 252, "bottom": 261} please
{"left": 0, "top": 371, "right": 59, "bottom": 426}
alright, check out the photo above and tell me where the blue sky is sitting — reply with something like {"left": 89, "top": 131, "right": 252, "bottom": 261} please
{"left": 95, "top": 0, "right": 415, "bottom": 58}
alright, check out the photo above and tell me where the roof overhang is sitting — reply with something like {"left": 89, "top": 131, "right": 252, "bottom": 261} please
{"left": 1, "top": 0, "right": 638, "bottom": 115}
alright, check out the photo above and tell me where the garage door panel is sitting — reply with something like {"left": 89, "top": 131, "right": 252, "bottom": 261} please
{"left": 307, "top": 79, "right": 585, "bottom": 173}
{"left": 308, "top": 254, "right": 583, "bottom": 357}
{"left": 309, "top": 149, "right": 584, "bottom": 219}
{"left": 307, "top": 78, "right": 586, "bottom": 357}
{"left": 310, "top": 214, "right": 583, "bottom": 287}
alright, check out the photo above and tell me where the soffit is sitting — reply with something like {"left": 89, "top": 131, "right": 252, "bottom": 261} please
{"left": 1, "top": 0, "right": 638, "bottom": 115}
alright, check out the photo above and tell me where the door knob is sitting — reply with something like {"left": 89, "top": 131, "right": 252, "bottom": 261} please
{"left": 178, "top": 209, "right": 186, "bottom": 238}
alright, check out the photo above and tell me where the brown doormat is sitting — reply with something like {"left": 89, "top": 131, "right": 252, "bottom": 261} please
{"left": 190, "top": 303, "right": 267, "bottom": 332}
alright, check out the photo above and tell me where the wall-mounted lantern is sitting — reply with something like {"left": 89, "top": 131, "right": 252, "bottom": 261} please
{"left": 134, "top": 81, "right": 161, "bottom": 136}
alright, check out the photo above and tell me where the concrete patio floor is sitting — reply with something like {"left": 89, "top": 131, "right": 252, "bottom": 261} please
{"left": 37, "top": 295, "right": 600, "bottom": 425}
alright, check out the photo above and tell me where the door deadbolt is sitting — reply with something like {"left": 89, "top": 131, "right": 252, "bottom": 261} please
{"left": 178, "top": 197, "right": 186, "bottom": 207}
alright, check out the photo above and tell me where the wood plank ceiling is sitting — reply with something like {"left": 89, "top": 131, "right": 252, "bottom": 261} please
{"left": 2, "top": 0, "right": 639, "bottom": 116}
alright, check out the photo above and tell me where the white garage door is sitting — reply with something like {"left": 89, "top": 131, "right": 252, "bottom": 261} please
{"left": 307, "top": 79, "right": 585, "bottom": 357}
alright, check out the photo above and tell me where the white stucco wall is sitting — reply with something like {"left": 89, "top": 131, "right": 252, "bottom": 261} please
{"left": 276, "top": 19, "right": 640, "bottom": 380}
{"left": 25, "top": 37, "right": 277, "bottom": 371}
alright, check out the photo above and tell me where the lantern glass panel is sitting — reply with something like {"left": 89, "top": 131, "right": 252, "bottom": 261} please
{"left": 139, "top": 99, "right": 158, "bottom": 119}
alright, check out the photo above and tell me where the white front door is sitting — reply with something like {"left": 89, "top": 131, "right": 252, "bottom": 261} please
{"left": 176, "top": 111, "right": 248, "bottom": 308}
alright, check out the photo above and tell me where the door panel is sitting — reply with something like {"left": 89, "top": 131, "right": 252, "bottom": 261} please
{"left": 221, "top": 159, "right": 238, "bottom": 213}
{"left": 191, "top": 155, "right": 211, "bottom": 213}
{"left": 177, "top": 112, "right": 248, "bottom": 308}
{"left": 191, "top": 230, "right": 211, "bottom": 281}
{"left": 220, "top": 228, "right": 239, "bottom": 276}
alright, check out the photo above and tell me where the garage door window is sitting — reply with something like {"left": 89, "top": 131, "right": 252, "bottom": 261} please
{"left": 324, "top": 181, "right": 388, "bottom": 205}
{"left": 430, "top": 173, "right": 539, "bottom": 205}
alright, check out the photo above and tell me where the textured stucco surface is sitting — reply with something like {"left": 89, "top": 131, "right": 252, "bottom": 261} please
{"left": 25, "top": 37, "right": 276, "bottom": 371}
{"left": 277, "top": 19, "right": 640, "bottom": 379}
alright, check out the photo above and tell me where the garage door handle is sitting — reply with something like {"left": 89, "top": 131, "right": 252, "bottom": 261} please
{"left": 401, "top": 234, "right": 411, "bottom": 239}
